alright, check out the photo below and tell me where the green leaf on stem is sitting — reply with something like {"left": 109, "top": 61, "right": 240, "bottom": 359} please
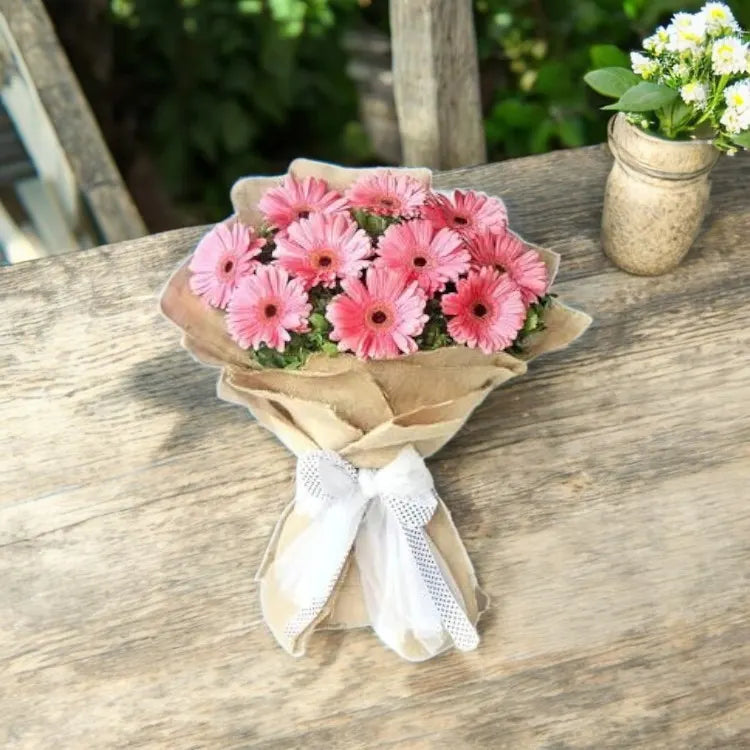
{"left": 584, "top": 67, "right": 640, "bottom": 98}
{"left": 731, "top": 130, "right": 750, "bottom": 148}
{"left": 602, "top": 82, "right": 678, "bottom": 112}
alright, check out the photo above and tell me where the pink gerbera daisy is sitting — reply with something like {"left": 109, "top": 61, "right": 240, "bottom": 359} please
{"left": 188, "top": 220, "right": 264, "bottom": 309}
{"left": 375, "top": 219, "right": 469, "bottom": 296}
{"left": 226, "top": 265, "right": 311, "bottom": 352}
{"left": 258, "top": 175, "right": 349, "bottom": 231}
{"left": 273, "top": 213, "right": 372, "bottom": 289}
{"left": 326, "top": 267, "right": 428, "bottom": 359}
{"left": 469, "top": 230, "right": 549, "bottom": 305}
{"left": 441, "top": 267, "right": 525, "bottom": 354}
{"left": 423, "top": 189, "right": 508, "bottom": 237}
{"left": 346, "top": 170, "right": 428, "bottom": 218}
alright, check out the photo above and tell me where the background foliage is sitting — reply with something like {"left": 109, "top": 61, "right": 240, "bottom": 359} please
{"left": 47, "top": 0, "right": 750, "bottom": 226}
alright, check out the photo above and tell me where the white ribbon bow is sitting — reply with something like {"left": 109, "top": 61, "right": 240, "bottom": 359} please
{"left": 274, "top": 446, "right": 479, "bottom": 658}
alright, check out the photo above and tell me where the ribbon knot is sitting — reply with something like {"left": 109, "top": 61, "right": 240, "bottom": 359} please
{"left": 276, "top": 446, "right": 479, "bottom": 658}
{"left": 357, "top": 468, "right": 379, "bottom": 502}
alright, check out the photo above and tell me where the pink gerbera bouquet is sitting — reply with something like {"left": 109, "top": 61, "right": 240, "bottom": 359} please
{"left": 161, "top": 159, "right": 590, "bottom": 663}
{"left": 185, "top": 167, "right": 555, "bottom": 368}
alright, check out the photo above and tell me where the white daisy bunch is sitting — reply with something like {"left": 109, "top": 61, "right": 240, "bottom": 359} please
{"left": 720, "top": 79, "right": 750, "bottom": 133}
{"left": 585, "top": 2, "right": 750, "bottom": 152}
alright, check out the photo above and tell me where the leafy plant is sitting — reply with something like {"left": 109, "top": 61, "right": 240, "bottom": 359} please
{"left": 473, "top": 0, "right": 746, "bottom": 158}
{"left": 584, "top": 2, "right": 750, "bottom": 150}
{"left": 98, "top": 0, "right": 750, "bottom": 223}
{"left": 109, "top": 0, "right": 367, "bottom": 221}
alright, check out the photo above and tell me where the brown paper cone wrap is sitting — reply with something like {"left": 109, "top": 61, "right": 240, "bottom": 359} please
{"left": 160, "top": 159, "right": 592, "bottom": 659}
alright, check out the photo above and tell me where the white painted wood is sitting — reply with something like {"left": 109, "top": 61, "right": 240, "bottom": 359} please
{"left": 15, "top": 176, "right": 79, "bottom": 255}
{"left": 0, "top": 13, "right": 79, "bottom": 229}
{"left": 0, "top": 197, "right": 42, "bottom": 262}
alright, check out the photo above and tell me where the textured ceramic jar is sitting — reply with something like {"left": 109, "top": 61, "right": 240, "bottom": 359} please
{"left": 602, "top": 113, "right": 720, "bottom": 276}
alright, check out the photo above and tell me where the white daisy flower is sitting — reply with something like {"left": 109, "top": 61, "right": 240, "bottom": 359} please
{"left": 724, "top": 80, "right": 750, "bottom": 113}
{"left": 672, "top": 61, "right": 692, "bottom": 81}
{"left": 666, "top": 12, "right": 707, "bottom": 54}
{"left": 720, "top": 107, "right": 743, "bottom": 133}
{"left": 643, "top": 26, "right": 670, "bottom": 55}
{"left": 700, "top": 2, "right": 740, "bottom": 36}
{"left": 711, "top": 36, "right": 749, "bottom": 75}
{"left": 630, "top": 52, "right": 659, "bottom": 79}
{"left": 680, "top": 81, "right": 710, "bottom": 109}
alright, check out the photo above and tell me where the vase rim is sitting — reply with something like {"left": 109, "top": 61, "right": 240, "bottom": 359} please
{"left": 609, "top": 113, "right": 716, "bottom": 148}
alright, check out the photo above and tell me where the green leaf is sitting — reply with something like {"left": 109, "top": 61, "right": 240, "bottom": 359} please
{"left": 602, "top": 82, "right": 678, "bottom": 112}
{"left": 668, "top": 98, "right": 693, "bottom": 126}
{"left": 309, "top": 312, "right": 328, "bottom": 332}
{"left": 584, "top": 67, "right": 640, "bottom": 98}
{"left": 731, "top": 130, "right": 750, "bottom": 148}
{"left": 589, "top": 44, "right": 630, "bottom": 69}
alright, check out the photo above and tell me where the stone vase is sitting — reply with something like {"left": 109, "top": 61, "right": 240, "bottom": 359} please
{"left": 602, "top": 113, "right": 720, "bottom": 276}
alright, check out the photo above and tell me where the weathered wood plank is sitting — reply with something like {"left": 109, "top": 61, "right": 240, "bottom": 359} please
{"left": 0, "top": 0, "right": 145, "bottom": 244}
{"left": 390, "top": 0, "right": 486, "bottom": 168}
{"left": 1, "top": 147, "right": 750, "bottom": 748}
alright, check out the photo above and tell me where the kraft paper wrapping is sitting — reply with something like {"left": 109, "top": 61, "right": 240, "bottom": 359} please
{"left": 160, "top": 159, "right": 592, "bottom": 659}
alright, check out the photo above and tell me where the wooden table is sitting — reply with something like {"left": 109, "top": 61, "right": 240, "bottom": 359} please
{"left": 2, "top": 146, "right": 749, "bottom": 749}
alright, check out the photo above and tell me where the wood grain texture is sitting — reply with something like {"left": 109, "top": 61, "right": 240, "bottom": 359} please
{"left": 0, "top": 0, "right": 145, "bottom": 243}
{"left": 2, "top": 146, "right": 750, "bottom": 749}
{"left": 390, "top": 0, "right": 486, "bottom": 169}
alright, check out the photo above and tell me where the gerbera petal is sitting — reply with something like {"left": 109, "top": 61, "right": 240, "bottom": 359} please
{"left": 327, "top": 267, "right": 427, "bottom": 359}
{"left": 274, "top": 213, "right": 372, "bottom": 289}
{"left": 226, "top": 265, "right": 311, "bottom": 352}
{"left": 441, "top": 267, "right": 525, "bottom": 354}
{"left": 346, "top": 170, "right": 428, "bottom": 218}
{"left": 258, "top": 175, "right": 350, "bottom": 230}
{"left": 375, "top": 219, "right": 469, "bottom": 296}
{"left": 188, "top": 219, "right": 264, "bottom": 309}
{"left": 423, "top": 189, "right": 507, "bottom": 238}
{"left": 469, "top": 230, "right": 548, "bottom": 304}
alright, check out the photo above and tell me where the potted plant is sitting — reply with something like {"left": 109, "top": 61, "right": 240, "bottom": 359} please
{"left": 585, "top": 2, "right": 749, "bottom": 275}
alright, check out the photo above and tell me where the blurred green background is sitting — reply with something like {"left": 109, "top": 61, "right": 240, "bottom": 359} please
{"left": 44, "top": 0, "right": 750, "bottom": 230}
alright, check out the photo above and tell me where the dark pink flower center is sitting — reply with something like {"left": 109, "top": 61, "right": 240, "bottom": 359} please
{"left": 297, "top": 209, "right": 311, "bottom": 219}
{"left": 379, "top": 196, "right": 396, "bottom": 209}
{"left": 412, "top": 256, "right": 427, "bottom": 268}
{"left": 473, "top": 303, "right": 488, "bottom": 318}
{"left": 264, "top": 304, "right": 278, "bottom": 318}
{"left": 453, "top": 215, "right": 469, "bottom": 226}
{"left": 311, "top": 249, "right": 336, "bottom": 270}
{"left": 223, "top": 260, "right": 234, "bottom": 273}
{"left": 366, "top": 302, "right": 394, "bottom": 331}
